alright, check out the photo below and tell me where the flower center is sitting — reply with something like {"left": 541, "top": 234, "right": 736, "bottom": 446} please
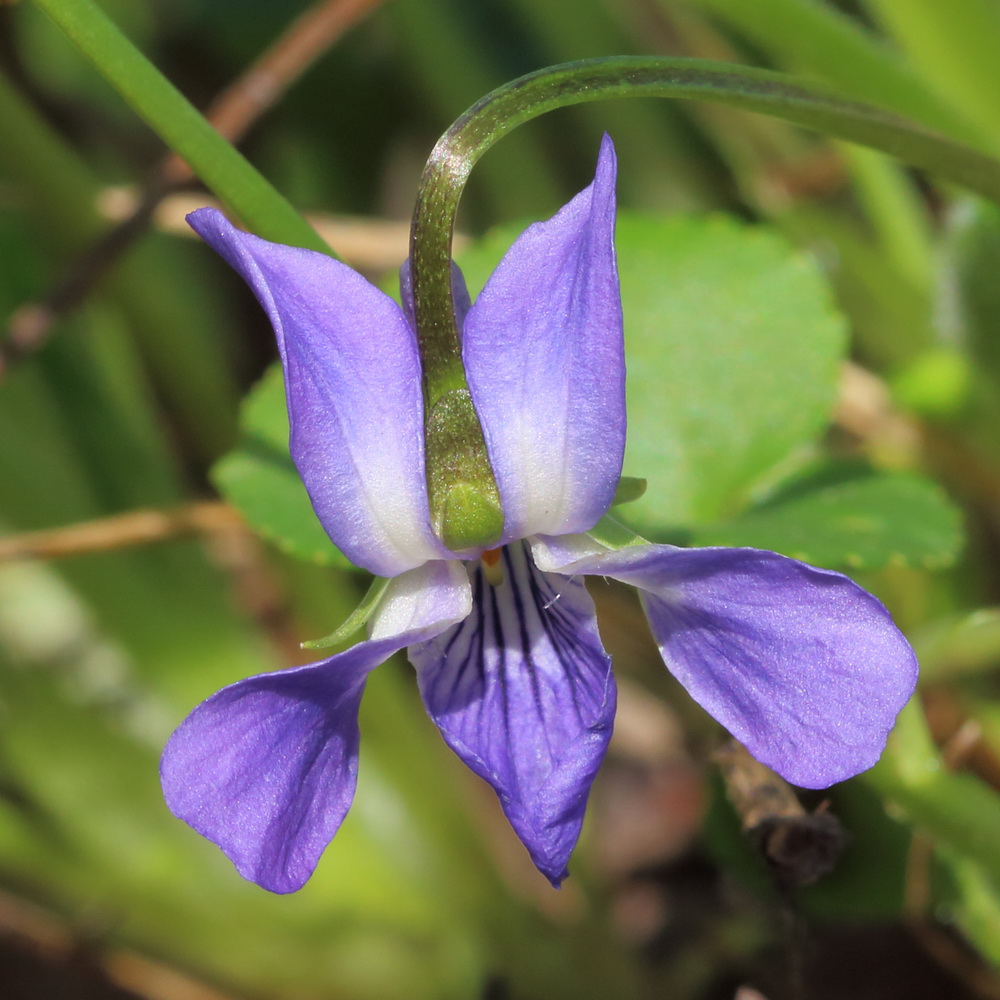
{"left": 481, "top": 547, "right": 504, "bottom": 586}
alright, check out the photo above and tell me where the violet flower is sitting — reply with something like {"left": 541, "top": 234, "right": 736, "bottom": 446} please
{"left": 162, "top": 137, "right": 917, "bottom": 893}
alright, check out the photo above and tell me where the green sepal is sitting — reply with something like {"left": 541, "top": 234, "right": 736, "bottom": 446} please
{"left": 585, "top": 513, "right": 651, "bottom": 551}
{"left": 301, "top": 576, "right": 391, "bottom": 650}
{"left": 611, "top": 476, "right": 647, "bottom": 506}
{"left": 423, "top": 387, "right": 504, "bottom": 552}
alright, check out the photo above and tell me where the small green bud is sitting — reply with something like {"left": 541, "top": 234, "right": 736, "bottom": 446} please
{"left": 612, "top": 476, "right": 647, "bottom": 506}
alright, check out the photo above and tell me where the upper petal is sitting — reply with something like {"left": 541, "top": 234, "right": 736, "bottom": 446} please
{"left": 160, "top": 560, "right": 472, "bottom": 893}
{"left": 532, "top": 535, "right": 917, "bottom": 789}
{"left": 409, "top": 543, "right": 616, "bottom": 884}
{"left": 188, "top": 208, "right": 447, "bottom": 576}
{"left": 462, "top": 136, "right": 624, "bottom": 543}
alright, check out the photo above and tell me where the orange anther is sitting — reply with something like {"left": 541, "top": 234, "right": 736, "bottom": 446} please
{"left": 481, "top": 547, "right": 504, "bottom": 586}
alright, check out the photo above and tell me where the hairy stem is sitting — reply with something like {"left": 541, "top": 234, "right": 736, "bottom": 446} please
{"left": 410, "top": 56, "right": 1000, "bottom": 398}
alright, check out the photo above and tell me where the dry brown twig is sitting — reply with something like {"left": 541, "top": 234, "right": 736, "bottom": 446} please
{"left": 715, "top": 740, "right": 847, "bottom": 889}
{"left": 0, "top": 502, "right": 306, "bottom": 664}
{"left": 1, "top": 0, "right": 390, "bottom": 376}
{"left": 0, "top": 502, "right": 243, "bottom": 562}
{"left": 100, "top": 189, "right": 450, "bottom": 274}
{"left": 173, "top": 0, "right": 388, "bottom": 181}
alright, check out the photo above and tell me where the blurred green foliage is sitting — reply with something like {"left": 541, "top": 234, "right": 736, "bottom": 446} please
{"left": 5, "top": 1, "right": 1000, "bottom": 998}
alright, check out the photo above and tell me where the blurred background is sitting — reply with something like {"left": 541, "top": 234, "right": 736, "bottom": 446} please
{"left": 4, "top": 0, "right": 1000, "bottom": 997}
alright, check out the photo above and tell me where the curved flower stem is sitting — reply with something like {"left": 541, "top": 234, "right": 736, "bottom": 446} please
{"left": 410, "top": 57, "right": 1000, "bottom": 398}
{"left": 409, "top": 56, "right": 1000, "bottom": 546}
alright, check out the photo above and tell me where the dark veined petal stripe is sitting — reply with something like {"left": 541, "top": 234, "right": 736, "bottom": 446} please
{"left": 409, "top": 542, "right": 616, "bottom": 884}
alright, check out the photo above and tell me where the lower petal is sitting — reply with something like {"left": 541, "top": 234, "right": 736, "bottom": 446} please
{"left": 161, "top": 561, "right": 472, "bottom": 893}
{"left": 533, "top": 535, "right": 917, "bottom": 789}
{"left": 409, "top": 543, "right": 616, "bottom": 885}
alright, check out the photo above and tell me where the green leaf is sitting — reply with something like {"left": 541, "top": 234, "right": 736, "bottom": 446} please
{"left": 679, "top": 0, "right": 980, "bottom": 145}
{"left": 911, "top": 610, "right": 1000, "bottom": 682}
{"left": 940, "top": 198, "right": 1000, "bottom": 379}
{"left": 938, "top": 848, "right": 1000, "bottom": 966}
{"left": 30, "top": 0, "right": 329, "bottom": 253}
{"left": 457, "top": 214, "right": 845, "bottom": 531}
{"left": 862, "top": 0, "right": 1000, "bottom": 147}
{"left": 691, "top": 470, "right": 964, "bottom": 570}
{"left": 867, "top": 701, "right": 1000, "bottom": 901}
{"left": 212, "top": 365, "right": 350, "bottom": 567}
{"left": 615, "top": 214, "right": 846, "bottom": 529}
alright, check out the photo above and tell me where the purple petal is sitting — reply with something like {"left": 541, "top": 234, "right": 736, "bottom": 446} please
{"left": 409, "top": 543, "right": 616, "bottom": 884}
{"left": 188, "top": 208, "right": 447, "bottom": 576}
{"left": 532, "top": 535, "right": 917, "bottom": 788}
{"left": 161, "top": 647, "right": 374, "bottom": 894}
{"left": 463, "top": 136, "right": 624, "bottom": 543}
{"left": 161, "top": 560, "right": 472, "bottom": 893}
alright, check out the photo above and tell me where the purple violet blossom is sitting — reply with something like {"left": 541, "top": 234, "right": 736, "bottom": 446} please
{"left": 162, "top": 137, "right": 917, "bottom": 893}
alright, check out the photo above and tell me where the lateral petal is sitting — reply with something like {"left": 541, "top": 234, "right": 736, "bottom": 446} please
{"left": 532, "top": 535, "right": 917, "bottom": 789}
{"left": 463, "top": 136, "right": 625, "bottom": 542}
{"left": 409, "top": 543, "right": 616, "bottom": 884}
{"left": 188, "top": 208, "right": 447, "bottom": 576}
{"left": 161, "top": 560, "right": 472, "bottom": 893}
